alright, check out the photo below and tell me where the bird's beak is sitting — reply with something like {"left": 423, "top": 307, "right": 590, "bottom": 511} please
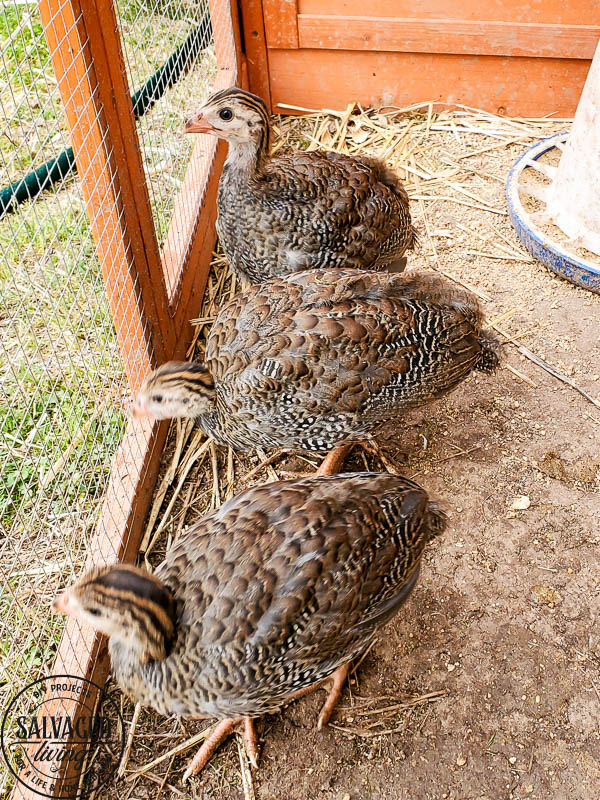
{"left": 52, "top": 589, "right": 73, "bottom": 616}
{"left": 131, "top": 399, "right": 154, "bottom": 421}
{"left": 184, "top": 113, "right": 215, "bottom": 134}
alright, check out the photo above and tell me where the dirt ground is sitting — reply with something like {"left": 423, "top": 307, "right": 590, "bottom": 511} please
{"left": 101, "top": 110, "right": 600, "bottom": 800}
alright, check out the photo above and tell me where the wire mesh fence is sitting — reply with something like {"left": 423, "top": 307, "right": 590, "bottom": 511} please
{"left": 116, "top": 0, "right": 215, "bottom": 290}
{"left": 0, "top": 0, "right": 235, "bottom": 794}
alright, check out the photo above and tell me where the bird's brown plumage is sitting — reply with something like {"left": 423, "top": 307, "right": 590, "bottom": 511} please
{"left": 54, "top": 473, "right": 446, "bottom": 720}
{"left": 184, "top": 87, "right": 417, "bottom": 283}
{"left": 133, "top": 268, "right": 501, "bottom": 451}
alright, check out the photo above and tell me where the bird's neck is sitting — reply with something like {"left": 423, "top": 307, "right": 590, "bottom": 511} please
{"left": 224, "top": 138, "right": 268, "bottom": 175}
{"left": 110, "top": 630, "right": 167, "bottom": 670}
{"left": 195, "top": 407, "right": 225, "bottom": 443}
{"left": 109, "top": 635, "right": 167, "bottom": 702}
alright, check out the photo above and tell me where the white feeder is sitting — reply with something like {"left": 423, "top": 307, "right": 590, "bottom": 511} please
{"left": 545, "top": 41, "right": 600, "bottom": 256}
{"left": 505, "top": 42, "right": 600, "bottom": 294}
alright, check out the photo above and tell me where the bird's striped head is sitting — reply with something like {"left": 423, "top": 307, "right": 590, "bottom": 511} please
{"left": 132, "top": 361, "right": 215, "bottom": 422}
{"left": 53, "top": 565, "right": 176, "bottom": 662}
{"left": 184, "top": 87, "right": 271, "bottom": 156}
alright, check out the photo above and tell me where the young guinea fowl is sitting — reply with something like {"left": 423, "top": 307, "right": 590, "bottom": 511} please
{"left": 53, "top": 472, "right": 446, "bottom": 779}
{"left": 132, "top": 268, "right": 501, "bottom": 470}
{"left": 184, "top": 87, "right": 417, "bottom": 283}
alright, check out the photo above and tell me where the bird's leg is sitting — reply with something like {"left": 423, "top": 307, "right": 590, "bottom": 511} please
{"left": 317, "top": 662, "right": 352, "bottom": 729}
{"left": 284, "top": 661, "right": 353, "bottom": 729}
{"left": 242, "top": 717, "right": 260, "bottom": 768}
{"left": 316, "top": 444, "right": 354, "bottom": 476}
{"left": 182, "top": 717, "right": 260, "bottom": 781}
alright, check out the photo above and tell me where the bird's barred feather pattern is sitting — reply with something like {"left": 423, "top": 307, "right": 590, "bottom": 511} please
{"left": 96, "top": 473, "right": 447, "bottom": 718}
{"left": 196, "top": 87, "right": 417, "bottom": 282}
{"left": 196, "top": 269, "right": 501, "bottom": 452}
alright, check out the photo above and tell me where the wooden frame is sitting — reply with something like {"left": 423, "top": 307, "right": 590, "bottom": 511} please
{"left": 238, "top": 0, "right": 272, "bottom": 110}
{"left": 295, "top": 17, "right": 600, "bottom": 60}
{"left": 11, "top": 1, "right": 242, "bottom": 797}
{"left": 262, "top": 0, "right": 298, "bottom": 49}
{"left": 244, "top": 0, "right": 600, "bottom": 116}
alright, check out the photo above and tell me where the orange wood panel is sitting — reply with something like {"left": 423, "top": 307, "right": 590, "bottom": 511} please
{"left": 209, "top": 0, "right": 240, "bottom": 80}
{"left": 162, "top": 136, "right": 219, "bottom": 310}
{"left": 268, "top": 48, "right": 592, "bottom": 116}
{"left": 169, "top": 137, "right": 227, "bottom": 346}
{"left": 262, "top": 0, "right": 299, "bottom": 48}
{"left": 298, "top": 0, "right": 600, "bottom": 26}
{"left": 297, "top": 16, "right": 600, "bottom": 60}
{"left": 239, "top": 0, "right": 272, "bottom": 107}
{"left": 228, "top": 0, "right": 247, "bottom": 86}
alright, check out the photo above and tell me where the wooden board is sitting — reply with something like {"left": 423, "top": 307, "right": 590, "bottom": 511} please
{"left": 297, "top": 16, "right": 600, "bottom": 60}
{"left": 267, "top": 48, "right": 594, "bottom": 117}
{"left": 262, "top": 0, "right": 298, "bottom": 48}
{"left": 239, "top": 0, "right": 272, "bottom": 109}
{"left": 298, "top": 0, "right": 600, "bottom": 26}
{"left": 244, "top": 0, "right": 600, "bottom": 116}
{"left": 168, "top": 135, "right": 227, "bottom": 346}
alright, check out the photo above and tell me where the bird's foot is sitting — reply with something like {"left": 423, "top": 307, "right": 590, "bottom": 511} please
{"left": 317, "top": 662, "right": 352, "bottom": 729}
{"left": 182, "top": 717, "right": 259, "bottom": 782}
{"left": 285, "top": 662, "right": 352, "bottom": 727}
{"left": 316, "top": 440, "right": 392, "bottom": 477}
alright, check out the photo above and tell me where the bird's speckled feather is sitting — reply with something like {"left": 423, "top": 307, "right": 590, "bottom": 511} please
{"left": 68, "top": 473, "right": 446, "bottom": 719}
{"left": 188, "top": 88, "right": 417, "bottom": 283}
{"left": 145, "top": 268, "right": 501, "bottom": 451}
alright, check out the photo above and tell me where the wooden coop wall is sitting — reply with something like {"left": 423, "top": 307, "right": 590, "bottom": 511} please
{"left": 10, "top": 1, "right": 243, "bottom": 797}
{"left": 241, "top": 0, "right": 600, "bottom": 116}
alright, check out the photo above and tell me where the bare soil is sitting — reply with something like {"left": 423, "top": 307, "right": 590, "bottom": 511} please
{"left": 102, "top": 110, "right": 600, "bottom": 800}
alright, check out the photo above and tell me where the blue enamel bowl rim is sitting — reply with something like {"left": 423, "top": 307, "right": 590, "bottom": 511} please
{"left": 505, "top": 132, "right": 600, "bottom": 293}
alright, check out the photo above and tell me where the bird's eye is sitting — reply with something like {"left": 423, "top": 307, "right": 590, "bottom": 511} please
{"left": 88, "top": 608, "right": 101, "bottom": 617}
{"left": 219, "top": 108, "right": 233, "bottom": 121}
{"left": 152, "top": 394, "right": 163, "bottom": 403}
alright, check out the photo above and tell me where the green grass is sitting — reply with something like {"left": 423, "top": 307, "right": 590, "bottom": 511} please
{"left": 0, "top": 9, "right": 128, "bottom": 793}
{"left": 0, "top": 9, "right": 216, "bottom": 797}
{"left": 0, "top": 15, "right": 218, "bottom": 800}
{"left": 0, "top": 4, "right": 65, "bottom": 183}
{"left": 0, "top": 5, "right": 50, "bottom": 86}
{"left": 0, "top": 190, "right": 126, "bottom": 531}
{"left": 0, "top": 0, "right": 214, "bottom": 541}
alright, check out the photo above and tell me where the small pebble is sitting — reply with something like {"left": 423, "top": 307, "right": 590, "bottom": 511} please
{"left": 456, "top": 755, "right": 467, "bottom": 766}
{"left": 509, "top": 756, "right": 517, "bottom": 764}
{"left": 510, "top": 495, "right": 531, "bottom": 510}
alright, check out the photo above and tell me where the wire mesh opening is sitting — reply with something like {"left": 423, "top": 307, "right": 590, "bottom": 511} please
{"left": 0, "top": 0, "right": 235, "bottom": 794}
